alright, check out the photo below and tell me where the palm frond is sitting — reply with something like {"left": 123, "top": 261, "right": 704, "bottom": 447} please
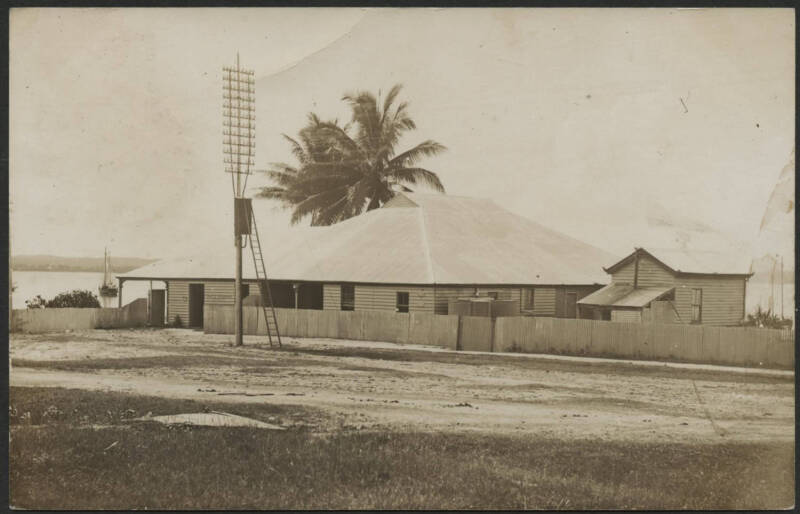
{"left": 387, "top": 140, "right": 447, "bottom": 168}
{"left": 387, "top": 167, "right": 446, "bottom": 193}
{"left": 382, "top": 84, "right": 403, "bottom": 117}
{"left": 306, "top": 112, "right": 322, "bottom": 125}
{"left": 290, "top": 186, "right": 348, "bottom": 225}
{"left": 312, "top": 122, "right": 364, "bottom": 159}
{"left": 343, "top": 90, "right": 381, "bottom": 155}
{"left": 281, "top": 134, "right": 308, "bottom": 164}
{"left": 255, "top": 186, "right": 286, "bottom": 198}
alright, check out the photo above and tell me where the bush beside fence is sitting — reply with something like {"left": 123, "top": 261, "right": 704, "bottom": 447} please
{"left": 206, "top": 305, "right": 794, "bottom": 369}
{"left": 10, "top": 298, "right": 148, "bottom": 333}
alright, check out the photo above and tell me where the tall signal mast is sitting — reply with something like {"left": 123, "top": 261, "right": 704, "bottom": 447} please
{"left": 223, "top": 53, "right": 255, "bottom": 347}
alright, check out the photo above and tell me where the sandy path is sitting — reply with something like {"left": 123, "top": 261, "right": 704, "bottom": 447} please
{"left": 10, "top": 329, "right": 794, "bottom": 444}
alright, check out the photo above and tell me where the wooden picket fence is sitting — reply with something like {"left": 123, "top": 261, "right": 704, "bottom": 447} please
{"left": 204, "top": 306, "right": 459, "bottom": 349}
{"left": 204, "top": 306, "right": 794, "bottom": 369}
{"left": 494, "top": 317, "right": 794, "bottom": 369}
{"left": 10, "top": 298, "right": 149, "bottom": 333}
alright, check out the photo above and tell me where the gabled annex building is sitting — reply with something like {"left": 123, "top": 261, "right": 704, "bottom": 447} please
{"left": 577, "top": 247, "right": 752, "bottom": 325}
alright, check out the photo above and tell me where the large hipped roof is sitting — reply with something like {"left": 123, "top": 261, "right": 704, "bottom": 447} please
{"left": 120, "top": 193, "right": 618, "bottom": 285}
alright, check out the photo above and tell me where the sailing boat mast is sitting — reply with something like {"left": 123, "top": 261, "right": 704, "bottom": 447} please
{"left": 99, "top": 247, "right": 118, "bottom": 298}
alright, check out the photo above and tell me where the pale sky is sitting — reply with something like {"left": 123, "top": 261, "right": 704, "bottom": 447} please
{"left": 10, "top": 8, "right": 795, "bottom": 262}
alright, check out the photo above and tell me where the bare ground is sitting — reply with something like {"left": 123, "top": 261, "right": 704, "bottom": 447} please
{"left": 9, "top": 328, "right": 795, "bottom": 444}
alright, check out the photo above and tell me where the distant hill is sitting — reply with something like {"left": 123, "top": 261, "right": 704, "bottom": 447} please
{"left": 11, "top": 255, "right": 159, "bottom": 273}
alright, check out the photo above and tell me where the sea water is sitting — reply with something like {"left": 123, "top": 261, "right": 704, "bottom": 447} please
{"left": 10, "top": 271, "right": 159, "bottom": 310}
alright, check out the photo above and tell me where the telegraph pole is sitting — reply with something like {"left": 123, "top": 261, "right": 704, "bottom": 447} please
{"left": 8, "top": 205, "right": 12, "bottom": 327}
{"left": 223, "top": 54, "right": 255, "bottom": 346}
{"left": 780, "top": 254, "right": 784, "bottom": 319}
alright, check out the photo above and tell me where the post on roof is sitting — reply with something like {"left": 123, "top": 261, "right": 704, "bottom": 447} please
{"left": 118, "top": 278, "right": 125, "bottom": 309}
{"left": 633, "top": 248, "right": 640, "bottom": 289}
{"left": 293, "top": 283, "right": 299, "bottom": 309}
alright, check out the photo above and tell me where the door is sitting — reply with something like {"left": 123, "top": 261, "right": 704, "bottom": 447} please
{"left": 188, "top": 283, "right": 205, "bottom": 328}
{"left": 149, "top": 289, "right": 165, "bottom": 326}
{"left": 565, "top": 292, "right": 578, "bottom": 318}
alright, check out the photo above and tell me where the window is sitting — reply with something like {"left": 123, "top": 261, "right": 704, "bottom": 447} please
{"left": 396, "top": 292, "right": 410, "bottom": 313}
{"left": 522, "top": 288, "right": 534, "bottom": 310}
{"left": 474, "top": 288, "right": 498, "bottom": 299}
{"left": 691, "top": 288, "right": 702, "bottom": 323}
{"left": 340, "top": 285, "right": 355, "bottom": 311}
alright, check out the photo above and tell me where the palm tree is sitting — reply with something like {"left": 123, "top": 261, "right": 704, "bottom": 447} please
{"left": 257, "top": 84, "right": 446, "bottom": 226}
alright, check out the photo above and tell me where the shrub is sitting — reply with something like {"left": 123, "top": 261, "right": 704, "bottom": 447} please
{"left": 742, "top": 306, "right": 792, "bottom": 329}
{"left": 25, "top": 295, "right": 47, "bottom": 309}
{"left": 172, "top": 315, "right": 184, "bottom": 328}
{"left": 26, "top": 290, "right": 101, "bottom": 309}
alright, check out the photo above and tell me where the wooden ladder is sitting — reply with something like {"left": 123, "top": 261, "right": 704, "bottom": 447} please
{"left": 246, "top": 206, "right": 282, "bottom": 348}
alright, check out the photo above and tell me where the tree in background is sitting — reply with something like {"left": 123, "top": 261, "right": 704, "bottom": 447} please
{"left": 24, "top": 295, "right": 47, "bottom": 309}
{"left": 258, "top": 84, "right": 447, "bottom": 226}
{"left": 742, "top": 306, "right": 793, "bottom": 329}
{"left": 26, "top": 290, "right": 101, "bottom": 309}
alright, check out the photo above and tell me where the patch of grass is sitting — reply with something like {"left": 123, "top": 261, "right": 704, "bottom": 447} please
{"left": 490, "top": 381, "right": 598, "bottom": 394}
{"left": 236, "top": 357, "right": 350, "bottom": 374}
{"left": 12, "top": 332, "right": 120, "bottom": 343}
{"left": 338, "top": 365, "right": 448, "bottom": 380}
{"left": 554, "top": 396, "right": 688, "bottom": 417}
{"left": 11, "top": 355, "right": 267, "bottom": 371}
{"left": 286, "top": 346, "right": 792, "bottom": 384}
{"left": 9, "top": 387, "right": 318, "bottom": 427}
{"left": 9, "top": 388, "right": 795, "bottom": 510}
{"left": 12, "top": 353, "right": 417, "bottom": 377}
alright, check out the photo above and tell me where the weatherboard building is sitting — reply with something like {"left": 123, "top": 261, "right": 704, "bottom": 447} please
{"left": 578, "top": 247, "right": 752, "bottom": 326}
{"left": 119, "top": 193, "right": 618, "bottom": 327}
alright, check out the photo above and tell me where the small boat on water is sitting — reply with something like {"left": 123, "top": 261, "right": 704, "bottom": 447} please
{"left": 98, "top": 247, "right": 118, "bottom": 297}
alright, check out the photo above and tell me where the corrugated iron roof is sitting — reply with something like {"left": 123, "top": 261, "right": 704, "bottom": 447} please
{"left": 120, "top": 192, "right": 618, "bottom": 285}
{"left": 644, "top": 247, "right": 752, "bottom": 275}
{"left": 578, "top": 283, "right": 674, "bottom": 308}
{"left": 577, "top": 283, "right": 633, "bottom": 306}
{"left": 604, "top": 247, "right": 752, "bottom": 276}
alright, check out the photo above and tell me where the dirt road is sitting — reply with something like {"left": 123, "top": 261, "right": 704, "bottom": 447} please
{"left": 10, "top": 328, "right": 794, "bottom": 444}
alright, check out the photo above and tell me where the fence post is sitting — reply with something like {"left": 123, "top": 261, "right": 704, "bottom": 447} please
{"left": 456, "top": 315, "right": 462, "bottom": 351}
{"left": 490, "top": 317, "right": 496, "bottom": 352}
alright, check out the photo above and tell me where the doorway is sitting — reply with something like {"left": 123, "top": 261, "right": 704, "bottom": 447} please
{"left": 149, "top": 289, "right": 165, "bottom": 326}
{"left": 188, "top": 283, "right": 205, "bottom": 328}
{"left": 565, "top": 292, "right": 578, "bottom": 318}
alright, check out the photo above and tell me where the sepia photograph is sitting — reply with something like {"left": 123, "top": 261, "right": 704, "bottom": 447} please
{"left": 8, "top": 6, "right": 795, "bottom": 510}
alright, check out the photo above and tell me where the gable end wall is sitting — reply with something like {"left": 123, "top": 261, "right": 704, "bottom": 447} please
{"left": 611, "top": 255, "right": 674, "bottom": 286}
